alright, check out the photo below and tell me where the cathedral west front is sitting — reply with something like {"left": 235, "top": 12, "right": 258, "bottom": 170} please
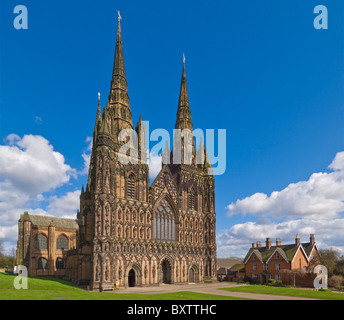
{"left": 16, "top": 15, "right": 217, "bottom": 291}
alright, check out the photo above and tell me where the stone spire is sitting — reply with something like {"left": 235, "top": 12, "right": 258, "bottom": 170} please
{"left": 175, "top": 54, "right": 193, "bottom": 131}
{"left": 172, "top": 55, "right": 196, "bottom": 165}
{"left": 96, "top": 92, "right": 102, "bottom": 125}
{"left": 112, "top": 11, "right": 126, "bottom": 80}
{"left": 107, "top": 11, "right": 133, "bottom": 131}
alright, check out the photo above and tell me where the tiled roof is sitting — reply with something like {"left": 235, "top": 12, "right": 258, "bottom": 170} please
{"left": 217, "top": 258, "right": 242, "bottom": 268}
{"left": 230, "top": 263, "right": 245, "bottom": 272}
{"left": 243, "top": 243, "right": 313, "bottom": 264}
{"left": 19, "top": 213, "right": 79, "bottom": 230}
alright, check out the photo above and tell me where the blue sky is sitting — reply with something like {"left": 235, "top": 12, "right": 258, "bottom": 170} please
{"left": 0, "top": 0, "right": 344, "bottom": 257}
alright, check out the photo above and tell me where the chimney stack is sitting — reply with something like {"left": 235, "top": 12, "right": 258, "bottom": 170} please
{"left": 295, "top": 234, "right": 300, "bottom": 246}
{"left": 252, "top": 243, "right": 256, "bottom": 249}
{"left": 256, "top": 241, "right": 261, "bottom": 248}
{"left": 276, "top": 238, "right": 281, "bottom": 246}
{"left": 310, "top": 234, "right": 315, "bottom": 245}
{"left": 266, "top": 238, "right": 272, "bottom": 250}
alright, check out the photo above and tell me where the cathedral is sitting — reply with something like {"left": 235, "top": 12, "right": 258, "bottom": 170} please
{"left": 16, "top": 15, "right": 217, "bottom": 291}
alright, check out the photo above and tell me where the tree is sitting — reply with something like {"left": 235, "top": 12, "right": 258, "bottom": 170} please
{"left": 0, "top": 241, "right": 16, "bottom": 269}
{"left": 308, "top": 249, "right": 343, "bottom": 277}
{"left": 328, "top": 275, "right": 344, "bottom": 289}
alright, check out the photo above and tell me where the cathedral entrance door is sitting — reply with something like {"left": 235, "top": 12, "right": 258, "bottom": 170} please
{"left": 188, "top": 268, "right": 195, "bottom": 283}
{"left": 128, "top": 269, "right": 136, "bottom": 287}
{"left": 162, "top": 260, "right": 172, "bottom": 284}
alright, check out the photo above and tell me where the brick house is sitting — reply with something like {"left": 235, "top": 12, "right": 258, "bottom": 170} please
{"left": 243, "top": 235, "right": 319, "bottom": 285}
{"left": 227, "top": 263, "right": 245, "bottom": 283}
{"left": 217, "top": 267, "right": 228, "bottom": 281}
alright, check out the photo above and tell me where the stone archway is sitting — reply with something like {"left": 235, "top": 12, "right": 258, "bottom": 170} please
{"left": 188, "top": 265, "right": 199, "bottom": 283}
{"left": 188, "top": 268, "right": 195, "bottom": 283}
{"left": 125, "top": 264, "right": 142, "bottom": 288}
{"left": 128, "top": 269, "right": 136, "bottom": 287}
{"left": 161, "top": 259, "right": 172, "bottom": 284}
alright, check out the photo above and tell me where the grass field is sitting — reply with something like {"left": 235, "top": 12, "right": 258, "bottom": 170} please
{"left": 0, "top": 273, "right": 250, "bottom": 300}
{"left": 221, "top": 285, "right": 344, "bottom": 300}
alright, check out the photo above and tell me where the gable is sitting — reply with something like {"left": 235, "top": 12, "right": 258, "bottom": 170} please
{"left": 150, "top": 165, "right": 178, "bottom": 205}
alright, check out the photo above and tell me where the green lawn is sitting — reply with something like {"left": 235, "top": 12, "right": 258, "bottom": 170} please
{"left": 0, "top": 273, "right": 249, "bottom": 300}
{"left": 221, "top": 285, "right": 344, "bottom": 300}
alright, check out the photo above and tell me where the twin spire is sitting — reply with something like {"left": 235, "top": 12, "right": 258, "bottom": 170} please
{"left": 96, "top": 13, "right": 204, "bottom": 164}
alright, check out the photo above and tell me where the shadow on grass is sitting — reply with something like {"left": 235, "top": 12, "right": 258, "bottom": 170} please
{"left": 33, "top": 276, "right": 78, "bottom": 288}
{"left": 1, "top": 273, "right": 78, "bottom": 289}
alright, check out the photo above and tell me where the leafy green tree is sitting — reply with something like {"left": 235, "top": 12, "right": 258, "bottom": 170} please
{"left": 309, "top": 249, "right": 344, "bottom": 277}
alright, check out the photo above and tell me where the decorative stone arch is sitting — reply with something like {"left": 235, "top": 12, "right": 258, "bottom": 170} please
{"left": 188, "top": 264, "right": 200, "bottom": 283}
{"left": 94, "top": 254, "right": 102, "bottom": 282}
{"left": 125, "top": 263, "right": 142, "bottom": 288}
{"left": 152, "top": 194, "right": 177, "bottom": 241}
{"left": 159, "top": 256, "right": 174, "bottom": 284}
{"left": 117, "top": 206, "right": 123, "bottom": 221}
{"left": 103, "top": 254, "right": 112, "bottom": 282}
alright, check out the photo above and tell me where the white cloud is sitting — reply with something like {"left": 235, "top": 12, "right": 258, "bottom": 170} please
{"left": 0, "top": 134, "right": 79, "bottom": 252}
{"left": 79, "top": 136, "right": 93, "bottom": 176}
{"left": 148, "top": 151, "right": 162, "bottom": 181}
{"left": 46, "top": 190, "right": 80, "bottom": 219}
{"left": 220, "top": 151, "right": 344, "bottom": 258}
{"left": 34, "top": 116, "right": 43, "bottom": 125}
{"left": 227, "top": 151, "right": 344, "bottom": 220}
{"left": 0, "top": 134, "right": 76, "bottom": 195}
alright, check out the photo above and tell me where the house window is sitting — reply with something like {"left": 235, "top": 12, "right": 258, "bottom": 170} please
{"left": 56, "top": 258, "right": 64, "bottom": 269}
{"left": 38, "top": 258, "right": 48, "bottom": 270}
{"left": 127, "top": 174, "right": 136, "bottom": 199}
{"left": 275, "top": 274, "right": 282, "bottom": 281}
{"left": 303, "top": 266, "right": 307, "bottom": 273}
{"left": 253, "top": 255, "right": 256, "bottom": 261}
{"left": 264, "top": 264, "right": 269, "bottom": 271}
{"left": 276, "top": 253, "right": 280, "bottom": 259}
{"left": 34, "top": 234, "right": 47, "bottom": 251}
{"left": 56, "top": 235, "right": 68, "bottom": 250}
{"left": 275, "top": 264, "right": 280, "bottom": 271}
{"left": 252, "top": 274, "right": 258, "bottom": 280}
{"left": 253, "top": 264, "right": 257, "bottom": 271}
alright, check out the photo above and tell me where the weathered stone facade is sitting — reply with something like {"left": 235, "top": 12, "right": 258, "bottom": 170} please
{"left": 16, "top": 17, "right": 217, "bottom": 291}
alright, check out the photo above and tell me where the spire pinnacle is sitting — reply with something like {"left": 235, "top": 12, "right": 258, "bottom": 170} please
{"left": 117, "top": 10, "right": 122, "bottom": 23}
{"left": 175, "top": 58, "right": 193, "bottom": 131}
{"left": 96, "top": 92, "right": 102, "bottom": 124}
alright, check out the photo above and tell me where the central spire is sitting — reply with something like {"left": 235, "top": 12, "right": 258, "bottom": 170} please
{"left": 107, "top": 11, "right": 133, "bottom": 131}
{"left": 112, "top": 11, "right": 126, "bottom": 79}
{"left": 175, "top": 55, "right": 193, "bottom": 131}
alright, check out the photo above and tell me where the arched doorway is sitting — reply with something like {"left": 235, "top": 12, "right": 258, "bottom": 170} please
{"left": 128, "top": 269, "right": 136, "bottom": 287}
{"left": 188, "top": 265, "right": 199, "bottom": 283}
{"left": 188, "top": 268, "right": 195, "bottom": 283}
{"left": 161, "top": 260, "right": 172, "bottom": 284}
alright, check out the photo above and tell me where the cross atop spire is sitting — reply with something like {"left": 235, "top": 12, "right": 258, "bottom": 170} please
{"left": 117, "top": 10, "right": 122, "bottom": 23}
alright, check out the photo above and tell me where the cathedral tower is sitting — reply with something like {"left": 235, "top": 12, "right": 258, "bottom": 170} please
{"left": 68, "top": 15, "right": 217, "bottom": 290}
